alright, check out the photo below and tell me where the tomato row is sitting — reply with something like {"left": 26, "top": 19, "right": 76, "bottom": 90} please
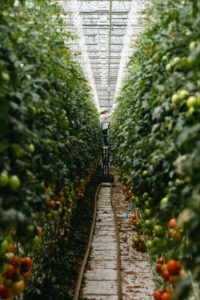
{"left": 110, "top": 0, "right": 200, "bottom": 298}
{"left": 0, "top": 1, "right": 101, "bottom": 299}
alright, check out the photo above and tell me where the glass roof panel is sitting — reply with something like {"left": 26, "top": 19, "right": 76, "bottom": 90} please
{"left": 57, "top": 0, "right": 148, "bottom": 110}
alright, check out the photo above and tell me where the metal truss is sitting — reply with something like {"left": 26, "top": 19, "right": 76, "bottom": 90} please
{"left": 57, "top": 0, "right": 148, "bottom": 111}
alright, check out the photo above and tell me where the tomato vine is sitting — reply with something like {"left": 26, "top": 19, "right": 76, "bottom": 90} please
{"left": 0, "top": 1, "right": 101, "bottom": 299}
{"left": 110, "top": 0, "right": 200, "bottom": 298}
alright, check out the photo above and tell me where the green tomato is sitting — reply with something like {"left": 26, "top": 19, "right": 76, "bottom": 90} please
{"left": 160, "top": 196, "right": 168, "bottom": 206}
{"left": 52, "top": 210, "right": 59, "bottom": 218}
{"left": 165, "top": 63, "right": 172, "bottom": 72}
{"left": 179, "top": 57, "right": 188, "bottom": 68}
{"left": 1, "top": 72, "right": 10, "bottom": 82}
{"left": 58, "top": 208, "right": 63, "bottom": 215}
{"left": 0, "top": 170, "right": 9, "bottom": 187}
{"left": 154, "top": 225, "right": 165, "bottom": 236}
{"left": 187, "top": 96, "right": 197, "bottom": 108}
{"left": 67, "top": 208, "right": 72, "bottom": 215}
{"left": 144, "top": 201, "right": 150, "bottom": 207}
{"left": 162, "top": 55, "right": 168, "bottom": 61}
{"left": 172, "top": 56, "right": 181, "bottom": 66}
{"left": 26, "top": 74, "right": 32, "bottom": 80}
{"left": 144, "top": 209, "right": 151, "bottom": 218}
{"left": 144, "top": 220, "right": 152, "bottom": 228}
{"left": 186, "top": 30, "right": 192, "bottom": 37}
{"left": 28, "top": 144, "right": 35, "bottom": 153}
{"left": 15, "top": 146, "right": 24, "bottom": 157}
{"left": 187, "top": 56, "right": 196, "bottom": 66}
{"left": 171, "top": 93, "right": 180, "bottom": 104}
{"left": 27, "top": 224, "right": 35, "bottom": 233}
{"left": 47, "top": 212, "right": 52, "bottom": 220}
{"left": 187, "top": 106, "right": 195, "bottom": 116}
{"left": 189, "top": 41, "right": 197, "bottom": 52}
{"left": 178, "top": 89, "right": 189, "bottom": 100}
{"left": 153, "top": 236, "right": 162, "bottom": 245}
{"left": 142, "top": 170, "right": 148, "bottom": 176}
{"left": 33, "top": 235, "right": 41, "bottom": 247}
{"left": 145, "top": 240, "right": 153, "bottom": 249}
{"left": 142, "top": 192, "right": 148, "bottom": 199}
{"left": 135, "top": 198, "right": 140, "bottom": 206}
{"left": 9, "top": 175, "right": 21, "bottom": 189}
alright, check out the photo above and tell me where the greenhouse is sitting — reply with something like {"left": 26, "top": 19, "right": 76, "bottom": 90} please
{"left": 0, "top": 0, "right": 199, "bottom": 299}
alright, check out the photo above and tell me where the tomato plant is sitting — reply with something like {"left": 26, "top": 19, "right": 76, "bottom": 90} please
{"left": 0, "top": 1, "right": 101, "bottom": 298}
{"left": 110, "top": 0, "right": 200, "bottom": 298}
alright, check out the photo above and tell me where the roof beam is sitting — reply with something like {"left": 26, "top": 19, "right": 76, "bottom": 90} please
{"left": 80, "top": 11, "right": 128, "bottom": 15}
{"left": 77, "top": 0, "right": 132, "bottom": 2}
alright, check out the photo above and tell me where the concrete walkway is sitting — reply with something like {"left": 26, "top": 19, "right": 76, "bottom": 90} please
{"left": 82, "top": 184, "right": 119, "bottom": 299}
{"left": 81, "top": 176, "right": 155, "bottom": 300}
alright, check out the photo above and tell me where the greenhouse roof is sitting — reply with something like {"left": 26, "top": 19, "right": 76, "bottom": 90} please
{"left": 57, "top": 0, "right": 147, "bottom": 111}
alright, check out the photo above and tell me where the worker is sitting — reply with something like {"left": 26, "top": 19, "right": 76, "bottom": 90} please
{"left": 102, "top": 122, "right": 109, "bottom": 146}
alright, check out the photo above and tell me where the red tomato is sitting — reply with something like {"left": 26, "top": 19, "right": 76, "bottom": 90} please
{"left": 5, "top": 264, "right": 15, "bottom": 277}
{"left": 168, "top": 218, "right": 177, "bottom": 229}
{"left": 130, "top": 213, "right": 137, "bottom": 221}
{"left": 164, "top": 287, "right": 171, "bottom": 293}
{"left": 153, "top": 290, "right": 162, "bottom": 300}
{"left": 161, "top": 292, "right": 171, "bottom": 300}
{"left": 0, "top": 284, "right": 12, "bottom": 299}
{"left": 9, "top": 255, "right": 20, "bottom": 267}
{"left": 158, "top": 256, "right": 165, "bottom": 264}
{"left": 20, "top": 257, "right": 33, "bottom": 273}
{"left": 156, "top": 263, "right": 162, "bottom": 273}
{"left": 167, "top": 260, "right": 181, "bottom": 275}
{"left": 162, "top": 269, "right": 170, "bottom": 280}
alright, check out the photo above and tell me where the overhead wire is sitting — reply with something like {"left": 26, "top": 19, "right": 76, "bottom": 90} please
{"left": 108, "top": 0, "right": 113, "bottom": 111}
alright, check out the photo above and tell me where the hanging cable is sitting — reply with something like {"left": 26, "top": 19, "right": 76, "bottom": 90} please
{"left": 108, "top": 0, "right": 112, "bottom": 111}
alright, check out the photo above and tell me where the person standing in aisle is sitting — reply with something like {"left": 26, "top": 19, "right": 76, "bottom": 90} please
{"left": 102, "top": 121, "right": 109, "bottom": 146}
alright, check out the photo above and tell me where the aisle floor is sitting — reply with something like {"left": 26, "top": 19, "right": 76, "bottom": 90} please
{"left": 82, "top": 184, "right": 119, "bottom": 299}
{"left": 81, "top": 173, "right": 155, "bottom": 299}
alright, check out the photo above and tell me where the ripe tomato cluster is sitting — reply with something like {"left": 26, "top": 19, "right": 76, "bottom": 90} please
{"left": 0, "top": 255, "right": 33, "bottom": 299}
{"left": 153, "top": 256, "right": 186, "bottom": 299}
{"left": 122, "top": 183, "right": 188, "bottom": 298}
{"left": 129, "top": 213, "right": 147, "bottom": 253}
{"left": 156, "top": 257, "right": 182, "bottom": 283}
{"left": 168, "top": 218, "right": 183, "bottom": 240}
{"left": 153, "top": 288, "right": 171, "bottom": 300}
